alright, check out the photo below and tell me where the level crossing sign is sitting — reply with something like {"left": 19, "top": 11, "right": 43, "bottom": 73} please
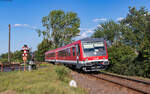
{"left": 23, "top": 56, "right": 27, "bottom": 61}
{"left": 22, "top": 45, "right": 29, "bottom": 71}
{"left": 22, "top": 45, "right": 29, "bottom": 56}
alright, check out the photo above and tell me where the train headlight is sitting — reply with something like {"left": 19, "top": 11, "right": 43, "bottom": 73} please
{"left": 103, "top": 57, "right": 105, "bottom": 60}
{"left": 86, "top": 59, "right": 88, "bottom": 61}
{"left": 82, "top": 60, "right": 85, "bottom": 63}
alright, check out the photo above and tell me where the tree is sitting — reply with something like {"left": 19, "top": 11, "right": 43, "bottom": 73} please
{"left": 37, "top": 10, "right": 80, "bottom": 48}
{"left": 0, "top": 50, "right": 24, "bottom": 63}
{"left": 34, "top": 39, "right": 52, "bottom": 62}
{"left": 0, "top": 52, "right": 9, "bottom": 63}
{"left": 92, "top": 20, "right": 122, "bottom": 45}
{"left": 12, "top": 50, "right": 22, "bottom": 62}
{"left": 121, "top": 7, "right": 150, "bottom": 60}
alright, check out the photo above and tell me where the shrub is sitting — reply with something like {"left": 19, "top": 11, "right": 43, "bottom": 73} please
{"left": 55, "top": 65, "right": 70, "bottom": 82}
{"left": 107, "top": 42, "right": 137, "bottom": 76}
{"left": 0, "top": 58, "right": 8, "bottom": 63}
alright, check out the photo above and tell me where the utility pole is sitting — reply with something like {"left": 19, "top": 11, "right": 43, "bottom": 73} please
{"left": 8, "top": 24, "right": 11, "bottom": 64}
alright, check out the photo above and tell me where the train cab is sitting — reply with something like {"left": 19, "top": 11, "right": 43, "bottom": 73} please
{"left": 78, "top": 38, "right": 109, "bottom": 71}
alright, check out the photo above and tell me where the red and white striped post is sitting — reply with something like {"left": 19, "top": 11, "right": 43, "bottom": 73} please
{"left": 22, "top": 45, "right": 29, "bottom": 71}
{"left": 1, "top": 64, "right": 3, "bottom": 72}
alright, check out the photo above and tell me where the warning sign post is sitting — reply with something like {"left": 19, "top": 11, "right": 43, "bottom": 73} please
{"left": 22, "top": 45, "right": 29, "bottom": 71}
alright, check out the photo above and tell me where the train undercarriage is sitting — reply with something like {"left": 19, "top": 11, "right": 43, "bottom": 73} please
{"left": 61, "top": 60, "right": 109, "bottom": 72}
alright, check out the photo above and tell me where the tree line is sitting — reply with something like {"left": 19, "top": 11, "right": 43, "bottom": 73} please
{"left": 0, "top": 50, "right": 31, "bottom": 63}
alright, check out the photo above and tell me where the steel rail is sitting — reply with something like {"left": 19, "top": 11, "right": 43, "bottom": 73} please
{"left": 100, "top": 72, "right": 150, "bottom": 85}
{"left": 89, "top": 73, "right": 150, "bottom": 94}
{"left": 90, "top": 75, "right": 149, "bottom": 94}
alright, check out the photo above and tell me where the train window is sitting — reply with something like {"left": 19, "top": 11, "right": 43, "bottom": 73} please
{"left": 59, "top": 50, "right": 66, "bottom": 57}
{"left": 66, "top": 49, "right": 69, "bottom": 56}
{"left": 65, "top": 49, "right": 67, "bottom": 56}
{"left": 58, "top": 50, "right": 63, "bottom": 57}
{"left": 47, "top": 54, "right": 49, "bottom": 58}
{"left": 78, "top": 45, "right": 80, "bottom": 56}
{"left": 61, "top": 50, "right": 63, "bottom": 56}
{"left": 76, "top": 44, "right": 80, "bottom": 56}
{"left": 66, "top": 49, "right": 68, "bottom": 56}
{"left": 61, "top": 50, "right": 64, "bottom": 57}
{"left": 58, "top": 51, "right": 60, "bottom": 57}
{"left": 48, "top": 52, "right": 55, "bottom": 57}
{"left": 83, "top": 42, "right": 106, "bottom": 57}
{"left": 49, "top": 53, "right": 51, "bottom": 57}
{"left": 68, "top": 48, "right": 71, "bottom": 56}
{"left": 72, "top": 47, "right": 76, "bottom": 56}
{"left": 63, "top": 50, "right": 66, "bottom": 56}
{"left": 76, "top": 45, "right": 78, "bottom": 55}
{"left": 52, "top": 53, "right": 55, "bottom": 57}
{"left": 62, "top": 50, "right": 64, "bottom": 56}
{"left": 50, "top": 53, "right": 52, "bottom": 57}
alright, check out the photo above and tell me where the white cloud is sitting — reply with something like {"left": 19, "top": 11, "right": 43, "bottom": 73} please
{"left": 81, "top": 32, "right": 88, "bottom": 38}
{"left": 79, "top": 28, "right": 88, "bottom": 31}
{"left": 93, "top": 18, "right": 107, "bottom": 22}
{"left": 13, "top": 24, "right": 30, "bottom": 27}
{"left": 87, "top": 29, "right": 94, "bottom": 33}
{"left": 97, "top": 24, "right": 102, "bottom": 28}
{"left": 23, "top": 24, "right": 30, "bottom": 27}
{"left": 13, "top": 24, "right": 37, "bottom": 30}
{"left": 77, "top": 28, "right": 95, "bottom": 39}
{"left": 32, "top": 26, "right": 37, "bottom": 29}
{"left": 13, "top": 24, "right": 22, "bottom": 27}
{"left": 117, "top": 17, "right": 124, "bottom": 21}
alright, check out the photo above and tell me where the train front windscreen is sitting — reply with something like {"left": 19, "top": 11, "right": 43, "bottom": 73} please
{"left": 82, "top": 41, "right": 106, "bottom": 57}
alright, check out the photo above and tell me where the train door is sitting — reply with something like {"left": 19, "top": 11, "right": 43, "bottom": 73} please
{"left": 68, "top": 48, "right": 71, "bottom": 60}
{"left": 72, "top": 47, "right": 76, "bottom": 61}
{"left": 76, "top": 44, "right": 80, "bottom": 63}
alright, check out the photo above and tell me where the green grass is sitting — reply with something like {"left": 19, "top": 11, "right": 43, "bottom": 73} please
{"left": 0, "top": 64, "right": 88, "bottom": 94}
{"left": 38, "top": 62, "right": 51, "bottom": 67}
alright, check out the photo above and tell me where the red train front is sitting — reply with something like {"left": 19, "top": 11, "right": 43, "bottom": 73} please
{"left": 45, "top": 38, "right": 109, "bottom": 71}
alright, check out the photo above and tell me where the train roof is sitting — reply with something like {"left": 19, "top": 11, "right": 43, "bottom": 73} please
{"left": 80, "top": 37, "right": 104, "bottom": 42}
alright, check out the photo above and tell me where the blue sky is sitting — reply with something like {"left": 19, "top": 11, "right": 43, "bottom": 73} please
{"left": 0, "top": 0, "right": 150, "bottom": 54}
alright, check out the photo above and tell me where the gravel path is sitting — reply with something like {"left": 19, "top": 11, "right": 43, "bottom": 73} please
{"left": 71, "top": 71, "right": 143, "bottom": 94}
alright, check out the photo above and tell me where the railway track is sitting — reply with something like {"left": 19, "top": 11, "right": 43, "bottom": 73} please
{"left": 88, "top": 72, "right": 150, "bottom": 94}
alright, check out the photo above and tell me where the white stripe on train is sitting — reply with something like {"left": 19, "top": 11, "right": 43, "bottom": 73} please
{"left": 45, "top": 59, "right": 108, "bottom": 64}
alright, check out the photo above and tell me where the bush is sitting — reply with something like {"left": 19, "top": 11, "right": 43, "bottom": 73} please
{"left": 0, "top": 58, "right": 8, "bottom": 63}
{"left": 107, "top": 43, "right": 137, "bottom": 76}
{"left": 55, "top": 65, "right": 70, "bottom": 82}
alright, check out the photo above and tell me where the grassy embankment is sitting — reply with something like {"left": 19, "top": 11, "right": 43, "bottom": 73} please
{"left": 0, "top": 63, "right": 87, "bottom": 94}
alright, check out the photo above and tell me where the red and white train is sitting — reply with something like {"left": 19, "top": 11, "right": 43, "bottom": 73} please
{"left": 45, "top": 38, "right": 109, "bottom": 71}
